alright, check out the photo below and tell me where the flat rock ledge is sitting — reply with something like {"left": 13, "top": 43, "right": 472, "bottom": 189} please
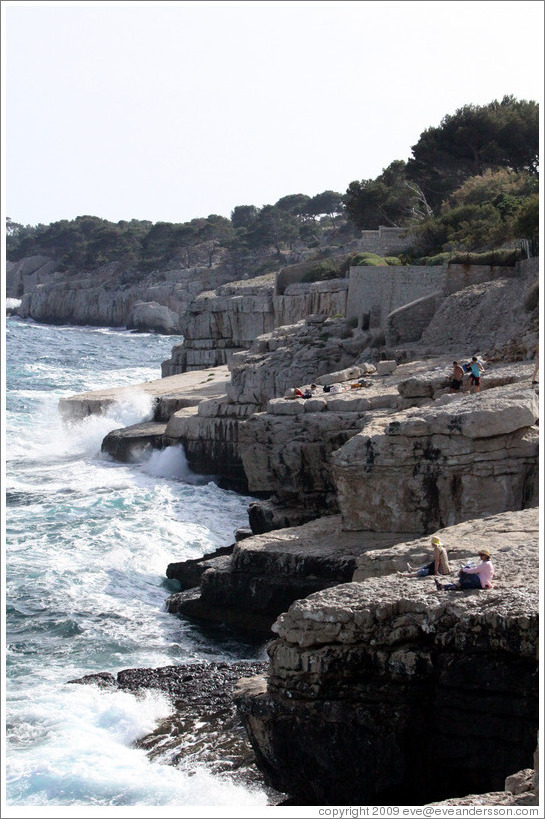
{"left": 165, "top": 506, "right": 537, "bottom": 639}
{"left": 58, "top": 365, "right": 231, "bottom": 421}
{"left": 234, "top": 508, "right": 539, "bottom": 806}
{"left": 165, "top": 515, "right": 421, "bottom": 636}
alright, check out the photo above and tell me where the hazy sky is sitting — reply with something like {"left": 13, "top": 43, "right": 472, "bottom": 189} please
{"left": 2, "top": 0, "right": 544, "bottom": 228}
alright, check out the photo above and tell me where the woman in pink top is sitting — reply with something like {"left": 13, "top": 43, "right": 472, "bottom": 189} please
{"left": 435, "top": 548, "right": 494, "bottom": 591}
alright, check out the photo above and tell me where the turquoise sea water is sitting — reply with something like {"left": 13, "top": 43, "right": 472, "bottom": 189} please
{"left": 3, "top": 317, "right": 269, "bottom": 809}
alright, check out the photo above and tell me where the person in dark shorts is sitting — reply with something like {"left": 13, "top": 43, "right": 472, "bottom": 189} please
{"left": 450, "top": 361, "right": 464, "bottom": 392}
{"left": 468, "top": 356, "right": 485, "bottom": 393}
{"left": 397, "top": 535, "right": 451, "bottom": 578}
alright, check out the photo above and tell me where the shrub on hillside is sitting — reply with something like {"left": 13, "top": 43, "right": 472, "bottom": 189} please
{"left": 423, "top": 249, "right": 520, "bottom": 267}
{"left": 448, "top": 249, "right": 519, "bottom": 267}
{"left": 424, "top": 253, "right": 451, "bottom": 266}
{"left": 350, "top": 252, "right": 388, "bottom": 267}
{"left": 301, "top": 260, "right": 342, "bottom": 283}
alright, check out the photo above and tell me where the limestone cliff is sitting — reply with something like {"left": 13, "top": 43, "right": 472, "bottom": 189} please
{"left": 235, "top": 509, "right": 539, "bottom": 805}
{"left": 238, "top": 361, "right": 536, "bottom": 525}
{"left": 7, "top": 255, "right": 235, "bottom": 334}
{"left": 161, "top": 277, "right": 351, "bottom": 373}
{"left": 332, "top": 382, "right": 538, "bottom": 533}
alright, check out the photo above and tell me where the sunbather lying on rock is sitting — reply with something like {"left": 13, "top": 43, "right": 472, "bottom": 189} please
{"left": 435, "top": 547, "right": 494, "bottom": 590}
{"left": 397, "top": 535, "right": 451, "bottom": 578}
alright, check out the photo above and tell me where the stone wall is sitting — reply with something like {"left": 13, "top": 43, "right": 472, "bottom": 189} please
{"left": 347, "top": 263, "right": 521, "bottom": 332}
{"left": 443, "top": 263, "right": 519, "bottom": 295}
{"left": 353, "top": 226, "right": 410, "bottom": 256}
{"left": 347, "top": 265, "right": 447, "bottom": 330}
{"left": 386, "top": 291, "right": 443, "bottom": 346}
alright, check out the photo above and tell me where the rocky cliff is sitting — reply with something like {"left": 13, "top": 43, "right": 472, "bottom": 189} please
{"left": 235, "top": 509, "right": 539, "bottom": 805}
{"left": 162, "top": 368, "right": 538, "bottom": 643}
{"left": 7, "top": 255, "right": 235, "bottom": 334}
{"left": 332, "top": 381, "right": 538, "bottom": 532}
{"left": 161, "top": 276, "right": 351, "bottom": 374}
{"left": 55, "top": 252, "right": 540, "bottom": 806}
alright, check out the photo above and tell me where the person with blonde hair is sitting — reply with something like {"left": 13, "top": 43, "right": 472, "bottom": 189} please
{"left": 398, "top": 535, "right": 450, "bottom": 578}
{"left": 435, "top": 547, "right": 494, "bottom": 590}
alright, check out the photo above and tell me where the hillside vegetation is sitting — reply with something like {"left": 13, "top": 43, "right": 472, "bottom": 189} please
{"left": 6, "top": 96, "right": 538, "bottom": 279}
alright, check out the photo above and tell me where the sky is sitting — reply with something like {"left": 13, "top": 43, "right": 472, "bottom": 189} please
{"left": 2, "top": 0, "right": 544, "bottom": 229}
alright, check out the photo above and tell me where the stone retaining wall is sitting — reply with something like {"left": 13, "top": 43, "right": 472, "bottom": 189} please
{"left": 386, "top": 291, "right": 443, "bottom": 346}
{"left": 348, "top": 263, "right": 520, "bottom": 333}
{"left": 347, "top": 265, "right": 447, "bottom": 330}
{"left": 353, "top": 225, "right": 410, "bottom": 256}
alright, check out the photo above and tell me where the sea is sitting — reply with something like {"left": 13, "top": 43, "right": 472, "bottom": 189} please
{"left": 2, "top": 314, "right": 274, "bottom": 815}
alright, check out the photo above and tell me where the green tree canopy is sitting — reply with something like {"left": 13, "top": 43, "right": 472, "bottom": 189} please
{"left": 343, "top": 161, "right": 421, "bottom": 229}
{"left": 307, "top": 190, "right": 344, "bottom": 218}
{"left": 274, "top": 193, "right": 311, "bottom": 217}
{"left": 408, "top": 168, "right": 538, "bottom": 256}
{"left": 230, "top": 205, "right": 259, "bottom": 230}
{"left": 245, "top": 205, "right": 299, "bottom": 255}
{"left": 406, "top": 96, "right": 539, "bottom": 210}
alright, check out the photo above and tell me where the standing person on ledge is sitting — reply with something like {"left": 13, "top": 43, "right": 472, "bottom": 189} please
{"left": 468, "top": 356, "right": 485, "bottom": 393}
{"left": 435, "top": 548, "right": 494, "bottom": 590}
{"left": 450, "top": 361, "right": 465, "bottom": 392}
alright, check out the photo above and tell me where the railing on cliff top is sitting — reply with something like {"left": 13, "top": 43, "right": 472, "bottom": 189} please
{"left": 518, "top": 237, "right": 539, "bottom": 259}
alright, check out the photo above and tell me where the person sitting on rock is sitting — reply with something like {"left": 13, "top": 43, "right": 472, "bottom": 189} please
{"left": 435, "top": 547, "right": 494, "bottom": 590}
{"left": 301, "top": 384, "right": 318, "bottom": 399}
{"left": 398, "top": 535, "right": 451, "bottom": 578}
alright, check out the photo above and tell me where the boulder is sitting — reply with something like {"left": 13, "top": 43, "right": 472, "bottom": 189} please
{"left": 127, "top": 300, "right": 180, "bottom": 334}
{"left": 101, "top": 422, "right": 175, "bottom": 462}
{"left": 376, "top": 359, "right": 397, "bottom": 375}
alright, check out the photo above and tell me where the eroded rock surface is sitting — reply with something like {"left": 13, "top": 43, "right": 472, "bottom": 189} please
{"left": 69, "top": 661, "right": 283, "bottom": 799}
{"left": 332, "top": 382, "right": 538, "bottom": 533}
{"left": 235, "top": 509, "right": 539, "bottom": 805}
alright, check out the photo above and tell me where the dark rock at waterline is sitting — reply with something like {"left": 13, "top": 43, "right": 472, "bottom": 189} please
{"left": 70, "top": 671, "right": 117, "bottom": 688}
{"left": 69, "top": 660, "right": 267, "bottom": 709}
{"left": 68, "top": 661, "right": 285, "bottom": 800}
{"left": 101, "top": 422, "right": 177, "bottom": 462}
{"left": 166, "top": 543, "right": 235, "bottom": 588}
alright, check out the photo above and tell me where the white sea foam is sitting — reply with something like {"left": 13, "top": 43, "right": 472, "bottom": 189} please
{"left": 7, "top": 389, "right": 156, "bottom": 466}
{"left": 6, "top": 683, "right": 268, "bottom": 808}
{"left": 104, "top": 389, "right": 155, "bottom": 427}
{"left": 5, "top": 320, "right": 267, "bottom": 808}
{"left": 141, "top": 445, "right": 207, "bottom": 484}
